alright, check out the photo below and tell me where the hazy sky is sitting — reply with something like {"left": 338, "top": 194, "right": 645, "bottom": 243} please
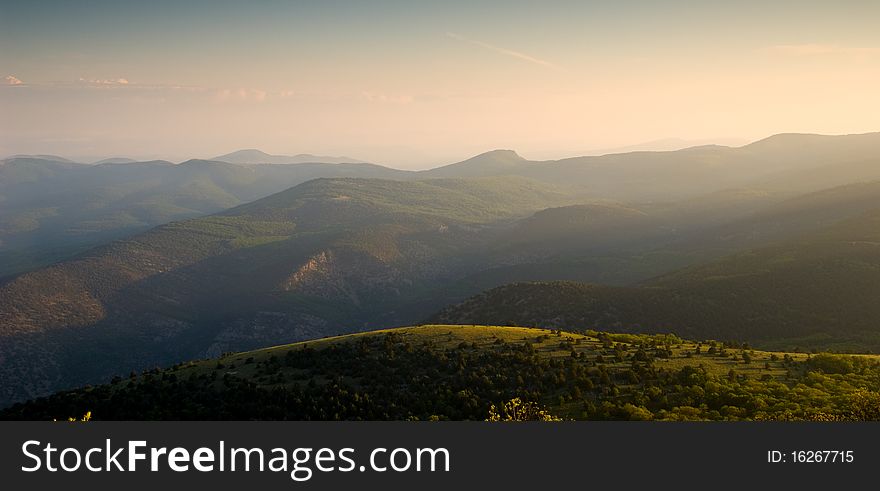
{"left": 2, "top": 0, "right": 879, "bottom": 168}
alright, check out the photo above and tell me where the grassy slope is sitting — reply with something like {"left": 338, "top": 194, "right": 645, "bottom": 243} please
{"left": 205, "top": 324, "right": 815, "bottom": 382}
{"left": 6, "top": 325, "right": 880, "bottom": 421}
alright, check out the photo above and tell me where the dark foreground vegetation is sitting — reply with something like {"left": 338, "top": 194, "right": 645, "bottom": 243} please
{"left": 3, "top": 326, "right": 879, "bottom": 421}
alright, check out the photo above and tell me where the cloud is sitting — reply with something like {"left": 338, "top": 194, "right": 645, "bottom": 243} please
{"left": 446, "top": 32, "right": 561, "bottom": 70}
{"left": 7, "top": 77, "right": 276, "bottom": 105}
{"left": 213, "top": 88, "right": 268, "bottom": 103}
{"left": 360, "top": 91, "right": 414, "bottom": 104}
{"left": 77, "top": 77, "right": 131, "bottom": 86}
{"left": 6, "top": 76, "right": 417, "bottom": 106}
{"left": 765, "top": 44, "right": 880, "bottom": 56}
{"left": 8, "top": 77, "right": 208, "bottom": 93}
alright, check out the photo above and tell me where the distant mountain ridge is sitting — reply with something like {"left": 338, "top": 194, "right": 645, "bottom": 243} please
{"left": 4, "top": 131, "right": 880, "bottom": 279}
{"left": 419, "top": 132, "right": 880, "bottom": 200}
{"left": 92, "top": 157, "right": 138, "bottom": 165}
{"left": 0, "top": 156, "right": 409, "bottom": 277}
{"left": 3, "top": 154, "right": 77, "bottom": 163}
{"left": 211, "top": 149, "right": 366, "bottom": 165}
{"left": 419, "top": 149, "right": 529, "bottom": 178}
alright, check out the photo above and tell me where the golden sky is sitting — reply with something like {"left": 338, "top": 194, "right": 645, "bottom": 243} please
{"left": 2, "top": 1, "right": 879, "bottom": 167}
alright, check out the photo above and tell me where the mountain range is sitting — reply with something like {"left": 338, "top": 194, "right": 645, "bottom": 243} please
{"left": 4, "top": 132, "right": 880, "bottom": 407}
{"left": 6, "top": 132, "right": 880, "bottom": 278}
{"left": 210, "top": 149, "right": 366, "bottom": 165}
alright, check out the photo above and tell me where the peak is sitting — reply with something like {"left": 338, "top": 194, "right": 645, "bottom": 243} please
{"left": 422, "top": 149, "right": 529, "bottom": 177}
{"left": 5, "top": 154, "right": 76, "bottom": 163}
{"left": 746, "top": 132, "right": 880, "bottom": 148}
{"left": 216, "top": 149, "right": 272, "bottom": 158}
{"left": 473, "top": 149, "right": 524, "bottom": 160}
{"left": 454, "top": 149, "right": 526, "bottom": 166}
{"left": 178, "top": 158, "right": 232, "bottom": 167}
{"left": 747, "top": 133, "right": 822, "bottom": 146}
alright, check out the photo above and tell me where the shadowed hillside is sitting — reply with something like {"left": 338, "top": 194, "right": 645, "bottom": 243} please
{"left": 5, "top": 133, "right": 880, "bottom": 277}
{"left": 0, "top": 157, "right": 409, "bottom": 277}
{"left": 433, "top": 209, "right": 880, "bottom": 352}
{"left": 0, "top": 177, "right": 571, "bottom": 407}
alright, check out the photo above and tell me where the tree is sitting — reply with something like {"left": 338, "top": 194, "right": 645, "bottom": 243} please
{"left": 486, "top": 398, "right": 561, "bottom": 421}
{"left": 847, "top": 390, "right": 880, "bottom": 421}
{"left": 620, "top": 403, "right": 653, "bottom": 421}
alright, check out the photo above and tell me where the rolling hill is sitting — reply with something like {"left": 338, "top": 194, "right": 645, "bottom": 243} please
{"left": 0, "top": 157, "right": 409, "bottom": 277}
{"left": 422, "top": 132, "right": 880, "bottom": 201}
{"left": 610, "top": 179, "right": 880, "bottom": 275}
{"left": 421, "top": 179, "right": 880, "bottom": 307}
{"left": 5, "top": 132, "right": 880, "bottom": 278}
{"left": 2, "top": 324, "right": 878, "bottom": 421}
{"left": 0, "top": 176, "right": 572, "bottom": 407}
{"left": 433, "top": 208, "right": 880, "bottom": 352}
{"left": 92, "top": 157, "right": 138, "bottom": 165}
{"left": 211, "top": 149, "right": 366, "bottom": 165}
{"left": 4, "top": 154, "right": 77, "bottom": 163}
{"left": 379, "top": 132, "right": 880, "bottom": 203}
{"left": 6, "top": 132, "right": 880, "bottom": 409}
{"left": 417, "top": 149, "right": 529, "bottom": 178}
{"left": 6, "top": 168, "right": 880, "bottom": 408}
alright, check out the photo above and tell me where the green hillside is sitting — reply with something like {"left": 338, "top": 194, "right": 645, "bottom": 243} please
{"left": 3, "top": 325, "right": 879, "bottom": 421}
{"left": 0, "top": 176, "right": 572, "bottom": 407}
{"left": 0, "top": 157, "right": 409, "bottom": 277}
{"left": 434, "top": 209, "right": 880, "bottom": 352}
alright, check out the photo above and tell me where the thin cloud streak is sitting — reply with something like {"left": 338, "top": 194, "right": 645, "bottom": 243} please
{"left": 78, "top": 77, "right": 130, "bottom": 85}
{"left": 765, "top": 44, "right": 880, "bottom": 56}
{"left": 2, "top": 78, "right": 445, "bottom": 105}
{"left": 446, "top": 32, "right": 562, "bottom": 70}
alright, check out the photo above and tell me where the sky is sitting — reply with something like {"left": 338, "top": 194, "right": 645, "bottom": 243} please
{"left": 2, "top": 0, "right": 880, "bottom": 169}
